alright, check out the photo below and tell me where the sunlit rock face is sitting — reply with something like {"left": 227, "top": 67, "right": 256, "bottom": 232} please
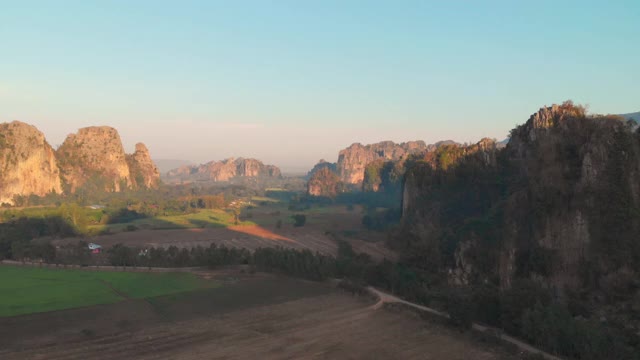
{"left": 337, "top": 140, "right": 428, "bottom": 185}
{"left": 0, "top": 121, "right": 62, "bottom": 205}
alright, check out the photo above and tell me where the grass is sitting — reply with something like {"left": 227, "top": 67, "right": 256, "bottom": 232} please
{"left": 0, "top": 266, "right": 219, "bottom": 317}
{"left": 93, "top": 209, "right": 256, "bottom": 233}
{"left": 250, "top": 196, "right": 281, "bottom": 203}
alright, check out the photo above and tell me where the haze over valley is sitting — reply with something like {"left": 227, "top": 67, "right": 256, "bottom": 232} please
{"left": 2, "top": 1, "right": 640, "bottom": 359}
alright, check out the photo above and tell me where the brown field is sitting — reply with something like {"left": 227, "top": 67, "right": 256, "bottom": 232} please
{"left": 0, "top": 273, "right": 517, "bottom": 360}
{"left": 54, "top": 205, "right": 395, "bottom": 260}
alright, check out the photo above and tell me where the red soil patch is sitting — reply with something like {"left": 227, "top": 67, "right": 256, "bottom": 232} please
{"left": 228, "top": 225, "right": 297, "bottom": 243}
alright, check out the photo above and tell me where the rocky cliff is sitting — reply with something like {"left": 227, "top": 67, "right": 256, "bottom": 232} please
{"left": 401, "top": 102, "right": 640, "bottom": 294}
{"left": 166, "top": 157, "right": 281, "bottom": 182}
{"left": 126, "top": 143, "right": 161, "bottom": 189}
{"left": 307, "top": 166, "right": 344, "bottom": 197}
{"left": 0, "top": 122, "right": 160, "bottom": 202}
{"left": 337, "top": 141, "right": 428, "bottom": 184}
{"left": 0, "top": 121, "right": 62, "bottom": 205}
{"left": 57, "top": 126, "right": 133, "bottom": 192}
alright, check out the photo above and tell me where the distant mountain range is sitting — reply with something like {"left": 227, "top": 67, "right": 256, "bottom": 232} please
{"left": 165, "top": 158, "right": 281, "bottom": 182}
{"left": 154, "top": 159, "right": 194, "bottom": 174}
{"left": 621, "top": 112, "right": 640, "bottom": 121}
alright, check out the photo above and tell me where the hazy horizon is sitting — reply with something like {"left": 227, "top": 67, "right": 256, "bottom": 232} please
{"left": 3, "top": 1, "right": 638, "bottom": 172}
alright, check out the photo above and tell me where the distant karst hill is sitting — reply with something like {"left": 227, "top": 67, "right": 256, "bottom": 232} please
{"left": 154, "top": 159, "right": 193, "bottom": 174}
{"left": 165, "top": 157, "right": 281, "bottom": 182}
{"left": 306, "top": 139, "right": 462, "bottom": 197}
{"left": 0, "top": 121, "right": 160, "bottom": 205}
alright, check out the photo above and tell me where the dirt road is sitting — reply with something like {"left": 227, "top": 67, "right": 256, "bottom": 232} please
{"left": 368, "top": 287, "right": 563, "bottom": 360}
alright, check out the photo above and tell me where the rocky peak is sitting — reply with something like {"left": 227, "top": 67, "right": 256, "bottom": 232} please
{"left": 126, "top": 142, "right": 160, "bottom": 189}
{"left": 0, "top": 121, "right": 62, "bottom": 204}
{"left": 306, "top": 159, "right": 338, "bottom": 180}
{"left": 522, "top": 101, "right": 587, "bottom": 141}
{"left": 57, "top": 126, "right": 132, "bottom": 192}
{"left": 307, "top": 166, "right": 343, "bottom": 197}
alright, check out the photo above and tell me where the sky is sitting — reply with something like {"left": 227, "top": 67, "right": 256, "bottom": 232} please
{"left": 1, "top": 1, "right": 639, "bottom": 172}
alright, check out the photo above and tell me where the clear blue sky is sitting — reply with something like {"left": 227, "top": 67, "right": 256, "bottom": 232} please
{"left": 2, "top": 0, "right": 639, "bottom": 172}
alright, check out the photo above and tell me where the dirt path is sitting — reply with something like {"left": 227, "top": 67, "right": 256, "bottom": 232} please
{"left": 368, "top": 287, "right": 563, "bottom": 360}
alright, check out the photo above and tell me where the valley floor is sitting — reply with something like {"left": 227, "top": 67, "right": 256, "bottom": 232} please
{"left": 0, "top": 272, "right": 516, "bottom": 360}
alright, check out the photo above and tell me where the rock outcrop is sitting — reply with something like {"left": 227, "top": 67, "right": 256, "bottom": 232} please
{"left": 306, "top": 159, "right": 337, "bottom": 180}
{"left": 57, "top": 126, "right": 133, "bottom": 192}
{"left": 307, "top": 167, "right": 344, "bottom": 197}
{"left": 337, "top": 141, "right": 428, "bottom": 184}
{"left": 166, "top": 158, "right": 281, "bottom": 182}
{"left": 126, "top": 143, "right": 161, "bottom": 189}
{"left": 0, "top": 121, "right": 62, "bottom": 205}
{"left": 0, "top": 121, "right": 160, "bottom": 202}
{"left": 306, "top": 140, "right": 465, "bottom": 197}
{"left": 400, "top": 101, "right": 640, "bottom": 293}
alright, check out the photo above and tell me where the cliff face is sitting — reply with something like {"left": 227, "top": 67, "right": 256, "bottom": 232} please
{"left": 307, "top": 167, "right": 343, "bottom": 197}
{"left": 499, "top": 103, "right": 635, "bottom": 290}
{"left": 57, "top": 126, "right": 132, "bottom": 192}
{"left": 1, "top": 122, "right": 158, "bottom": 202}
{"left": 126, "top": 143, "right": 161, "bottom": 189}
{"left": 0, "top": 121, "right": 62, "bottom": 205}
{"left": 337, "top": 141, "right": 428, "bottom": 184}
{"left": 401, "top": 102, "right": 639, "bottom": 293}
{"left": 167, "top": 157, "right": 281, "bottom": 182}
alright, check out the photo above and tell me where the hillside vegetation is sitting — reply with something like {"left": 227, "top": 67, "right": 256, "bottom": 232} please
{"left": 396, "top": 102, "right": 640, "bottom": 359}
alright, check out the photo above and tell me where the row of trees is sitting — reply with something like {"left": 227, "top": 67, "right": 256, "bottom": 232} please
{"left": 105, "top": 241, "right": 371, "bottom": 282}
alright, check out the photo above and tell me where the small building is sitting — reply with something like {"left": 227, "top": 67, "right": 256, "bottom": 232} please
{"left": 88, "top": 243, "right": 102, "bottom": 254}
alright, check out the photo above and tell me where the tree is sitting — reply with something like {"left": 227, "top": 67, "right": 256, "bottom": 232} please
{"left": 291, "top": 214, "right": 306, "bottom": 227}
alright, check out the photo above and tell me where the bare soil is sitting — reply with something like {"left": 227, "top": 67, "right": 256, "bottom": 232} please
{"left": 0, "top": 273, "right": 517, "bottom": 360}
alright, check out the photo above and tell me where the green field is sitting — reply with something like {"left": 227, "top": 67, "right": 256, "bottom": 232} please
{"left": 94, "top": 209, "right": 257, "bottom": 232}
{"left": 0, "top": 266, "right": 218, "bottom": 317}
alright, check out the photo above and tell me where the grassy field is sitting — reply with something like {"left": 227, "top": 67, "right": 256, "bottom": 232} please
{"left": 0, "top": 266, "right": 218, "bottom": 317}
{"left": 94, "top": 209, "right": 257, "bottom": 233}
{"left": 0, "top": 275, "right": 517, "bottom": 360}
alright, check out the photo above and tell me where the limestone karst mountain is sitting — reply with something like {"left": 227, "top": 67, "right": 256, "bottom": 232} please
{"left": 126, "top": 143, "right": 161, "bottom": 189}
{"left": 165, "top": 157, "right": 282, "bottom": 182}
{"left": 0, "top": 121, "right": 62, "bottom": 205}
{"left": 0, "top": 122, "right": 160, "bottom": 204}
{"left": 401, "top": 102, "right": 640, "bottom": 291}
{"left": 337, "top": 141, "right": 429, "bottom": 185}
{"left": 56, "top": 126, "right": 133, "bottom": 192}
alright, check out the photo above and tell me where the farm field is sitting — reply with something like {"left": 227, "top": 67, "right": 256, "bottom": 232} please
{"left": 56, "top": 203, "right": 394, "bottom": 260}
{"left": 0, "top": 273, "right": 517, "bottom": 360}
{"left": 0, "top": 266, "right": 217, "bottom": 317}
{"left": 92, "top": 208, "right": 252, "bottom": 232}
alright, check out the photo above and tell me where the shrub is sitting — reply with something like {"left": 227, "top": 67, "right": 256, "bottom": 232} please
{"left": 500, "top": 280, "right": 551, "bottom": 336}
{"left": 291, "top": 214, "right": 306, "bottom": 227}
{"left": 521, "top": 302, "right": 634, "bottom": 359}
{"left": 442, "top": 288, "right": 473, "bottom": 329}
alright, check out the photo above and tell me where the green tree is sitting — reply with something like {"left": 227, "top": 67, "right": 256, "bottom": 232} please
{"left": 291, "top": 214, "right": 306, "bottom": 227}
